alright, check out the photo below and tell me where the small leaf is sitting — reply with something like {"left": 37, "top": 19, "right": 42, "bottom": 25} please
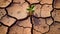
{"left": 31, "top": 5, "right": 35, "bottom": 9}
{"left": 27, "top": 9, "right": 30, "bottom": 11}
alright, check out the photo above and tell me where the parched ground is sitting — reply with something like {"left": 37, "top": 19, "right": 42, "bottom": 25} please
{"left": 0, "top": 0, "right": 60, "bottom": 34}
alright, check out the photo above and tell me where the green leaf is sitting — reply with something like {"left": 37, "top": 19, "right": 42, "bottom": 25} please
{"left": 31, "top": 5, "right": 35, "bottom": 9}
{"left": 27, "top": 5, "right": 35, "bottom": 13}
{"left": 31, "top": 9, "right": 34, "bottom": 12}
{"left": 27, "top": 9, "right": 30, "bottom": 11}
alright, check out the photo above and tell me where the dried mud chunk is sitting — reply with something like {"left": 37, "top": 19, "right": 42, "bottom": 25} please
{"left": 16, "top": 17, "right": 32, "bottom": 27}
{"left": 9, "top": 25, "right": 31, "bottom": 34}
{"left": 9, "top": 25, "right": 24, "bottom": 34}
{"left": 33, "top": 30, "right": 42, "bottom": 34}
{"left": 46, "top": 18, "right": 53, "bottom": 25}
{"left": 27, "top": 0, "right": 39, "bottom": 4}
{"left": 33, "top": 17, "right": 49, "bottom": 33}
{"left": 0, "top": 0, "right": 12, "bottom": 8}
{"left": 41, "top": 5, "right": 53, "bottom": 17}
{"left": 13, "top": 0, "right": 25, "bottom": 4}
{"left": 0, "top": 15, "right": 16, "bottom": 26}
{"left": 52, "top": 9, "right": 60, "bottom": 22}
{"left": 23, "top": 28, "right": 31, "bottom": 34}
{"left": 33, "top": 4, "right": 41, "bottom": 17}
{"left": 6, "top": 2, "right": 29, "bottom": 19}
{"left": 0, "top": 9, "right": 6, "bottom": 19}
{"left": 0, "top": 24, "right": 8, "bottom": 34}
{"left": 46, "top": 22, "right": 60, "bottom": 34}
{"left": 54, "top": 0, "right": 60, "bottom": 8}
{"left": 40, "top": 0, "right": 52, "bottom": 4}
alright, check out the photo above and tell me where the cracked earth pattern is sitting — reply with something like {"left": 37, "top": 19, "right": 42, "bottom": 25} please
{"left": 0, "top": 0, "right": 60, "bottom": 34}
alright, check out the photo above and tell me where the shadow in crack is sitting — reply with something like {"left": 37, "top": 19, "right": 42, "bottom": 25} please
{"left": 33, "top": 13, "right": 40, "bottom": 18}
{"left": 32, "top": 14, "right": 41, "bottom": 26}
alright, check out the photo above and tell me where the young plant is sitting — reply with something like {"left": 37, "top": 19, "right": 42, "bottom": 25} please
{"left": 27, "top": 5, "right": 35, "bottom": 16}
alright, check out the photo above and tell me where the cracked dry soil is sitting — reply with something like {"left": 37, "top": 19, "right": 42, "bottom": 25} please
{"left": 0, "top": 0, "right": 60, "bottom": 34}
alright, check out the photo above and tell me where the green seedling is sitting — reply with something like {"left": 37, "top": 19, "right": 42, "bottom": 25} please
{"left": 27, "top": 5, "right": 35, "bottom": 15}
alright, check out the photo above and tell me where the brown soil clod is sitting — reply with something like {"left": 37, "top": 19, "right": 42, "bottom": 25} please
{"left": 0, "top": 0, "right": 12, "bottom": 8}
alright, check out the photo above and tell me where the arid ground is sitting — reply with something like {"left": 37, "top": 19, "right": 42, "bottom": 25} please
{"left": 0, "top": 0, "right": 60, "bottom": 34}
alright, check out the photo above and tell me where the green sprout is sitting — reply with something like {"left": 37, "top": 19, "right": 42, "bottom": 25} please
{"left": 27, "top": 5, "right": 35, "bottom": 15}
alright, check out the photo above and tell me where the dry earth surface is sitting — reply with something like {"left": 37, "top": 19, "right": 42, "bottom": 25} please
{"left": 0, "top": 0, "right": 60, "bottom": 34}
